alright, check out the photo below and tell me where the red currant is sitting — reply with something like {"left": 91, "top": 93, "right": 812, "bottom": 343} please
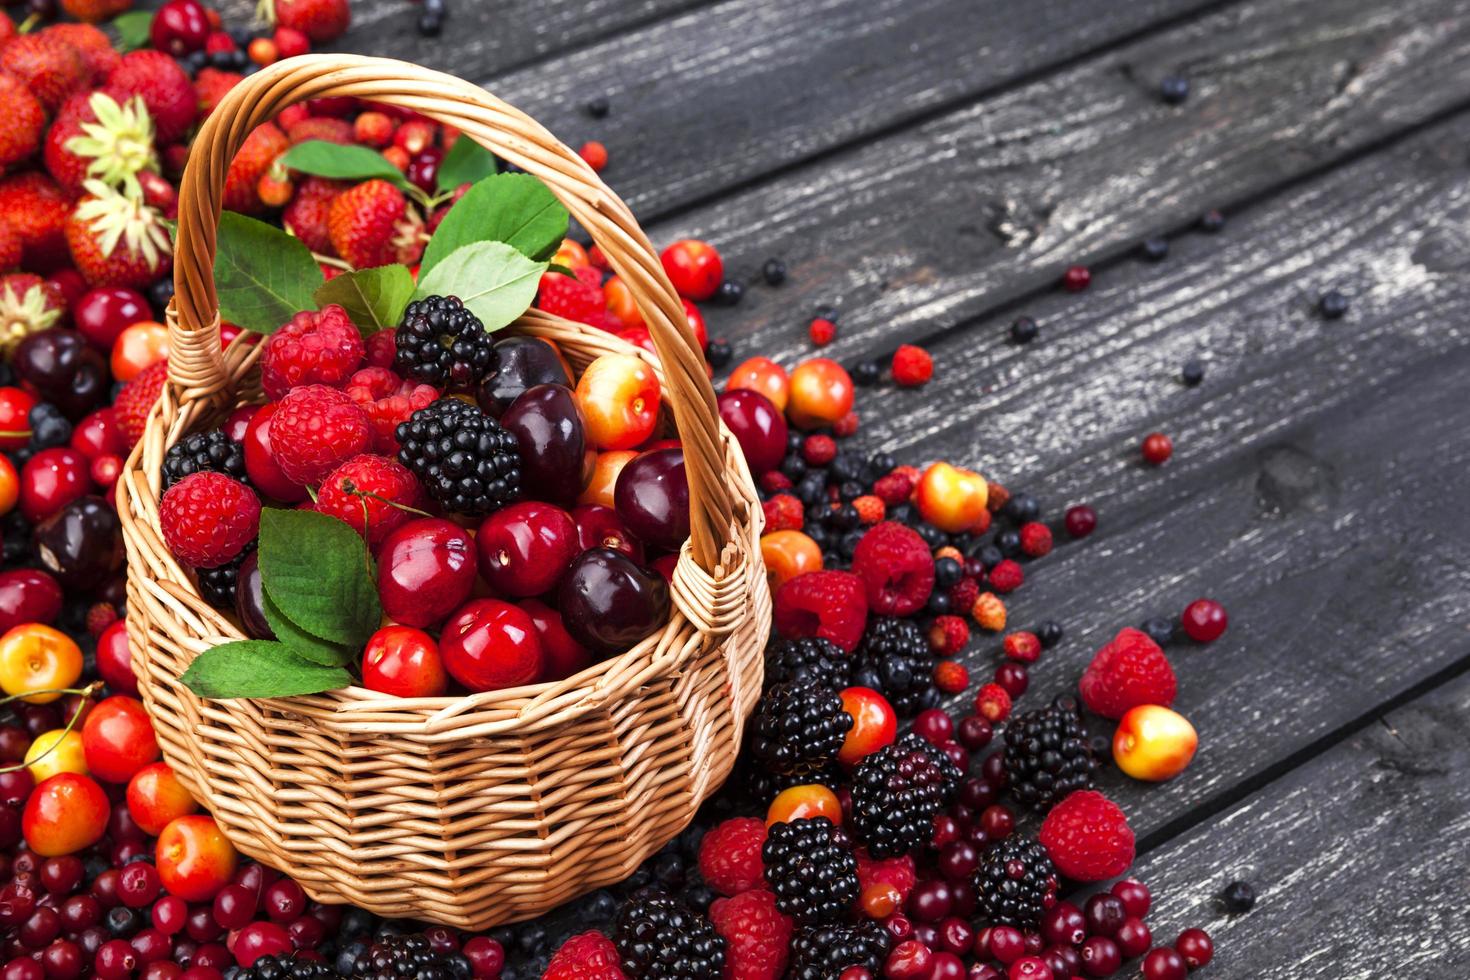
{"left": 1180, "top": 598, "right": 1227, "bottom": 643}
{"left": 1141, "top": 432, "right": 1173, "bottom": 465}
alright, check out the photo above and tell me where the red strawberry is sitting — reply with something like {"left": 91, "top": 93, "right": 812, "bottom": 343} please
{"left": 194, "top": 67, "right": 243, "bottom": 118}
{"left": 270, "top": 0, "right": 351, "bottom": 42}
{"left": 1039, "top": 790, "right": 1135, "bottom": 882}
{"left": 0, "top": 173, "right": 74, "bottom": 271}
{"left": 283, "top": 176, "right": 346, "bottom": 255}
{"left": 42, "top": 24, "right": 120, "bottom": 84}
{"left": 222, "top": 123, "right": 289, "bottom": 215}
{"left": 1077, "top": 627, "right": 1177, "bottom": 720}
{"left": 709, "top": 889, "right": 793, "bottom": 980}
{"left": 0, "top": 274, "right": 66, "bottom": 358}
{"left": 0, "top": 223, "right": 20, "bottom": 272}
{"left": 543, "top": 931, "right": 626, "bottom": 980}
{"left": 536, "top": 271, "right": 607, "bottom": 328}
{"left": 0, "top": 74, "right": 46, "bottom": 171}
{"left": 106, "top": 50, "right": 198, "bottom": 146}
{"left": 1, "top": 34, "right": 89, "bottom": 113}
{"left": 46, "top": 92, "right": 158, "bottom": 198}
{"left": 286, "top": 117, "right": 354, "bottom": 145}
{"left": 328, "top": 179, "right": 423, "bottom": 270}
{"left": 113, "top": 361, "right": 170, "bottom": 448}
{"left": 66, "top": 181, "right": 174, "bottom": 289}
{"left": 58, "top": 0, "right": 132, "bottom": 24}
{"left": 0, "top": 16, "right": 13, "bottom": 46}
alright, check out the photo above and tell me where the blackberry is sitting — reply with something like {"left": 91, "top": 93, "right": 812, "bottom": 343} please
{"left": 197, "top": 542, "right": 254, "bottom": 610}
{"left": 611, "top": 889, "right": 725, "bottom": 979}
{"left": 744, "top": 760, "right": 840, "bottom": 805}
{"left": 787, "top": 921, "right": 891, "bottom": 980}
{"left": 749, "top": 681, "right": 851, "bottom": 777}
{"left": 764, "top": 636, "right": 851, "bottom": 689}
{"left": 393, "top": 296, "right": 496, "bottom": 390}
{"left": 162, "top": 430, "right": 247, "bottom": 489}
{"left": 232, "top": 956, "right": 346, "bottom": 980}
{"left": 342, "top": 933, "right": 471, "bottom": 980}
{"left": 849, "top": 733, "right": 961, "bottom": 859}
{"left": 852, "top": 617, "right": 937, "bottom": 716}
{"left": 761, "top": 816, "right": 859, "bottom": 924}
{"left": 1003, "top": 702, "right": 1097, "bottom": 811}
{"left": 396, "top": 399, "right": 521, "bottom": 515}
{"left": 973, "top": 835, "right": 1059, "bottom": 929}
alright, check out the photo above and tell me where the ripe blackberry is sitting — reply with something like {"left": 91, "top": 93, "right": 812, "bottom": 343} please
{"left": 1004, "top": 701, "right": 1097, "bottom": 811}
{"left": 743, "top": 760, "right": 841, "bottom": 805}
{"left": 749, "top": 681, "right": 852, "bottom": 777}
{"left": 396, "top": 398, "right": 521, "bottom": 515}
{"left": 852, "top": 617, "right": 937, "bottom": 715}
{"left": 974, "top": 835, "right": 1059, "bottom": 929}
{"left": 612, "top": 889, "right": 725, "bottom": 979}
{"left": 764, "top": 636, "right": 851, "bottom": 689}
{"left": 232, "top": 956, "right": 346, "bottom": 980}
{"left": 849, "top": 732, "right": 961, "bottom": 859}
{"left": 393, "top": 295, "right": 496, "bottom": 390}
{"left": 341, "top": 934, "right": 471, "bottom": 980}
{"left": 197, "top": 542, "right": 254, "bottom": 610}
{"left": 787, "top": 921, "right": 891, "bottom": 980}
{"left": 761, "top": 816, "right": 859, "bottom": 924}
{"left": 162, "top": 429, "right": 247, "bottom": 489}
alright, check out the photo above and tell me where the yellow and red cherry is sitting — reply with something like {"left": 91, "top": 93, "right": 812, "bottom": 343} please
{"left": 786, "top": 358, "right": 854, "bottom": 430}
{"left": 74, "top": 288, "right": 150, "bottom": 352}
{"left": 243, "top": 404, "right": 307, "bottom": 503}
{"left": 476, "top": 501, "right": 580, "bottom": 597}
{"left": 604, "top": 276, "right": 645, "bottom": 331}
{"left": 1113, "top": 705, "right": 1198, "bottom": 781}
{"left": 94, "top": 618, "right": 137, "bottom": 696}
{"left": 125, "top": 762, "right": 197, "bottom": 836}
{"left": 576, "top": 354, "right": 661, "bottom": 451}
{"left": 578, "top": 450, "right": 638, "bottom": 508}
{"left": 361, "top": 625, "right": 448, "bottom": 698}
{"left": 766, "top": 784, "right": 842, "bottom": 826}
{"left": 520, "top": 598, "right": 591, "bottom": 681}
{"left": 556, "top": 548, "right": 670, "bottom": 656}
{"left": 717, "top": 388, "right": 788, "bottom": 475}
{"left": 614, "top": 448, "right": 690, "bottom": 552}
{"left": 569, "top": 504, "right": 644, "bottom": 563}
{"left": 156, "top": 815, "right": 238, "bottom": 902}
{"left": 19, "top": 448, "right": 93, "bottom": 524}
{"left": 660, "top": 239, "right": 724, "bottom": 302}
{"left": 0, "top": 624, "right": 82, "bottom": 704}
{"left": 109, "top": 321, "right": 169, "bottom": 383}
{"left": 24, "top": 729, "right": 86, "bottom": 783}
{"left": 761, "top": 530, "right": 822, "bottom": 592}
{"left": 439, "top": 599, "right": 545, "bottom": 692}
{"left": 375, "top": 518, "right": 478, "bottom": 629}
{"left": 915, "top": 462, "right": 990, "bottom": 533}
{"left": 80, "top": 695, "right": 159, "bottom": 785}
{"left": 500, "top": 384, "right": 594, "bottom": 506}
{"left": 0, "top": 455, "right": 16, "bottom": 517}
{"left": 837, "top": 686, "right": 898, "bottom": 766}
{"left": 552, "top": 239, "right": 590, "bottom": 271}
{"left": 68, "top": 408, "right": 125, "bottom": 461}
{"left": 23, "top": 772, "right": 109, "bottom": 856}
{"left": 726, "top": 357, "right": 790, "bottom": 413}
{"left": 0, "top": 569, "right": 64, "bottom": 634}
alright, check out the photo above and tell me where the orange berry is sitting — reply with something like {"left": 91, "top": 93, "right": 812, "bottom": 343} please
{"left": 1112, "top": 705, "right": 1198, "bottom": 781}
{"left": 577, "top": 450, "right": 638, "bottom": 508}
{"left": 578, "top": 140, "right": 608, "bottom": 172}
{"left": 971, "top": 592, "right": 1006, "bottom": 632}
{"left": 766, "top": 784, "right": 842, "bottom": 827}
{"left": 247, "top": 37, "right": 277, "bottom": 66}
{"left": 860, "top": 882, "right": 902, "bottom": 919}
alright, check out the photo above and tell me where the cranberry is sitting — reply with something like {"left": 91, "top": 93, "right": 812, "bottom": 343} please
{"left": 20, "top": 907, "right": 60, "bottom": 948}
{"left": 1084, "top": 894, "right": 1127, "bottom": 937}
{"left": 475, "top": 502, "right": 579, "bottom": 598}
{"left": 937, "top": 917, "right": 974, "bottom": 955}
{"left": 1078, "top": 936, "right": 1120, "bottom": 977}
{"left": 74, "top": 289, "right": 149, "bottom": 352}
{"left": 59, "top": 896, "right": 100, "bottom": 933}
{"left": 557, "top": 548, "right": 670, "bottom": 656}
{"left": 929, "top": 953, "right": 965, "bottom": 980}
{"left": 0, "top": 883, "right": 37, "bottom": 926}
{"left": 151, "top": 897, "right": 187, "bottom": 936}
{"left": 375, "top": 519, "right": 477, "bottom": 629}
{"left": 1061, "top": 266, "right": 1091, "bottom": 292}
{"left": 958, "top": 776, "right": 996, "bottom": 811}
{"left": 183, "top": 907, "right": 219, "bottom": 943}
{"left": 286, "top": 915, "right": 323, "bottom": 950}
{"left": 1141, "top": 432, "right": 1173, "bottom": 466}
{"left": 613, "top": 448, "right": 689, "bottom": 551}
{"left": 957, "top": 716, "right": 993, "bottom": 751}
{"left": 262, "top": 880, "right": 304, "bottom": 922}
{"left": 41, "top": 940, "right": 83, "bottom": 980}
{"left": 1009, "top": 958, "right": 1053, "bottom": 980}
{"left": 117, "top": 864, "right": 161, "bottom": 909}
{"left": 143, "top": 963, "right": 183, "bottom": 980}
{"left": 912, "top": 709, "right": 953, "bottom": 746}
{"left": 970, "top": 967, "right": 1004, "bottom": 980}
{"left": 94, "top": 939, "right": 139, "bottom": 979}
{"left": 461, "top": 937, "right": 504, "bottom": 979}
{"left": 988, "top": 926, "right": 1026, "bottom": 964}
{"left": 130, "top": 928, "right": 171, "bottom": 963}
{"left": 1174, "top": 929, "right": 1213, "bottom": 969}
{"left": 230, "top": 923, "right": 289, "bottom": 969}
{"left": 994, "top": 662, "right": 1029, "bottom": 698}
{"left": 38, "top": 856, "right": 82, "bottom": 896}
{"left": 209, "top": 885, "right": 253, "bottom": 931}
{"left": 1041, "top": 902, "right": 1087, "bottom": 947}
{"left": 1115, "top": 918, "right": 1151, "bottom": 958}
{"left": 149, "top": 0, "right": 211, "bottom": 55}
{"left": 884, "top": 913, "right": 913, "bottom": 943}
{"left": 1141, "top": 948, "right": 1187, "bottom": 980}
{"left": 911, "top": 923, "right": 939, "bottom": 950}
{"left": 4, "top": 957, "right": 43, "bottom": 980}
{"left": 883, "top": 940, "right": 932, "bottom": 979}
{"left": 1045, "top": 944, "right": 1080, "bottom": 978}
{"left": 1109, "top": 879, "right": 1150, "bottom": 918}
{"left": 1180, "top": 598, "right": 1227, "bottom": 643}
{"left": 938, "top": 841, "right": 979, "bottom": 881}
{"left": 189, "top": 943, "right": 229, "bottom": 970}
{"left": 981, "top": 752, "right": 1007, "bottom": 786}
{"left": 980, "top": 804, "right": 1013, "bottom": 841}
{"left": 0, "top": 726, "right": 29, "bottom": 762}
{"left": 906, "top": 880, "right": 952, "bottom": 923}
{"left": 716, "top": 388, "right": 788, "bottom": 475}
{"left": 499, "top": 384, "right": 593, "bottom": 506}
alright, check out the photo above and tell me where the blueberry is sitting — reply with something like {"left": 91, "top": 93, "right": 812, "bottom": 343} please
{"left": 704, "top": 338, "right": 732, "bottom": 367}
{"left": 714, "top": 280, "right": 744, "bottom": 306}
{"left": 994, "top": 530, "right": 1021, "bottom": 557}
{"left": 1181, "top": 359, "right": 1205, "bottom": 387}
{"left": 786, "top": 431, "right": 804, "bottom": 453}
{"left": 1199, "top": 209, "right": 1226, "bottom": 233}
{"left": 1140, "top": 237, "right": 1170, "bottom": 261}
{"left": 1222, "top": 881, "right": 1256, "bottom": 913}
{"left": 852, "top": 360, "right": 882, "bottom": 386}
{"left": 914, "top": 523, "right": 947, "bottom": 549}
{"left": 868, "top": 452, "right": 896, "bottom": 474}
{"left": 926, "top": 591, "right": 951, "bottom": 615}
{"left": 780, "top": 455, "right": 807, "bottom": 480}
{"left": 1010, "top": 316, "right": 1039, "bottom": 344}
{"left": 585, "top": 96, "right": 610, "bottom": 118}
{"left": 976, "top": 545, "right": 1004, "bottom": 570}
{"left": 1141, "top": 617, "right": 1175, "bottom": 646}
{"left": 1318, "top": 290, "right": 1349, "bottom": 320}
{"left": 838, "top": 480, "right": 864, "bottom": 502}
{"left": 1003, "top": 493, "right": 1040, "bottom": 524}
{"left": 148, "top": 278, "right": 175, "bottom": 313}
{"left": 1036, "top": 620, "right": 1064, "bottom": 647}
{"left": 762, "top": 258, "right": 787, "bottom": 286}
{"left": 1159, "top": 75, "right": 1190, "bottom": 104}
{"left": 28, "top": 403, "right": 72, "bottom": 451}
{"left": 934, "top": 557, "right": 963, "bottom": 589}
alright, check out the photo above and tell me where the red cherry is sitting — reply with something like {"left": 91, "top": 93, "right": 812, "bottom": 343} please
{"left": 361, "top": 626, "right": 447, "bottom": 698}
{"left": 680, "top": 298, "right": 708, "bottom": 351}
{"left": 228, "top": 922, "right": 289, "bottom": 969}
{"left": 95, "top": 619, "right": 137, "bottom": 696}
{"left": 519, "top": 599, "right": 590, "bottom": 681}
{"left": 659, "top": 240, "right": 724, "bottom": 302}
{"left": 0, "top": 570, "right": 64, "bottom": 633}
{"left": 1180, "top": 598, "right": 1227, "bottom": 643}
{"left": 568, "top": 504, "right": 643, "bottom": 563}
{"left": 439, "top": 599, "right": 544, "bottom": 693}
{"left": 149, "top": 0, "right": 211, "bottom": 56}
{"left": 717, "top": 389, "right": 788, "bottom": 475}
{"left": 222, "top": 405, "right": 255, "bottom": 443}
{"left": 242, "top": 404, "right": 306, "bottom": 503}
{"left": 375, "top": 519, "right": 476, "bottom": 629}
{"left": 475, "top": 502, "right": 579, "bottom": 598}
{"left": 73, "top": 289, "right": 149, "bottom": 352}
{"left": 69, "top": 409, "right": 125, "bottom": 461}
{"left": 0, "top": 388, "right": 37, "bottom": 452}
{"left": 20, "top": 449, "right": 92, "bottom": 524}
{"left": 80, "top": 697, "right": 159, "bottom": 785}
{"left": 1174, "top": 928, "right": 1213, "bottom": 969}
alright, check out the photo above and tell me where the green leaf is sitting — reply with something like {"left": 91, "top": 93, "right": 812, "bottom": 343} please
{"left": 214, "top": 212, "right": 324, "bottom": 335}
{"left": 278, "top": 141, "right": 407, "bottom": 188}
{"left": 312, "top": 265, "right": 415, "bottom": 334}
{"left": 258, "top": 509, "right": 381, "bottom": 650}
{"left": 262, "top": 591, "right": 354, "bottom": 667}
{"left": 419, "top": 173, "right": 568, "bottom": 277}
{"left": 435, "top": 137, "right": 498, "bottom": 194}
{"left": 180, "top": 641, "right": 352, "bottom": 699}
{"left": 110, "top": 11, "right": 154, "bottom": 52}
{"left": 413, "top": 241, "right": 545, "bottom": 332}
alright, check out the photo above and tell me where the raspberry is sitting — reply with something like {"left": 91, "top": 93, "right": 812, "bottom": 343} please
{"left": 113, "top": 360, "right": 168, "bottom": 449}
{"left": 773, "top": 570, "right": 868, "bottom": 653}
{"left": 759, "top": 471, "right": 793, "bottom": 494}
{"left": 946, "top": 577, "right": 979, "bottom": 614}
{"left": 1019, "top": 522, "right": 1053, "bottom": 558}
{"left": 855, "top": 853, "right": 916, "bottom": 905}
{"left": 974, "top": 682, "right": 1011, "bottom": 723}
{"left": 314, "top": 454, "right": 423, "bottom": 547}
{"left": 1003, "top": 631, "right": 1041, "bottom": 664}
{"left": 869, "top": 473, "right": 909, "bottom": 507}
{"left": 851, "top": 495, "right": 884, "bottom": 525}
{"left": 926, "top": 615, "right": 968, "bottom": 656}
{"left": 801, "top": 434, "right": 836, "bottom": 467}
{"left": 159, "top": 472, "right": 260, "bottom": 569}
{"left": 544, "top": 931, "right": 627, "bottom": 980}
{"left": 1038, "top": 790, "right": 1135, "bottom": 882}
{"left": 344, "top": 366, "right": 438, "bottom": 454}
{"left": 1078, "top": 627, "right": 1177, "bottom": 720}
{"left": 850, "top": 521, "right": 935, "bottom": 617}
{"left": 890, "top": 344, "right": 932, "bottom": 387}
{"left": 971, "top": 592, "right": 1006, "bottom": 631}
{"left": 709, "top": 889, "right": 792, "bottom": 980}
{"left": 365, "top": 329, "right": 396, "bottom": 369}
{"left": 808, "top": 317, "right": 835, "bottom": 347}
{"left": 988, "top": 559, "right": 1024, "bottom": 594}
{"left": 832, "top": 411, "right": 858, "bottom": 438}
{"left": 536, "top": 270, "right": 606, "bottom": 327}
{"left": 267, "top": 384, "right": 373, "bottom": 487}
{"left": 933, "top": 660, "right": 969, "bottom": 695}
{"left": 259, "top": 305, "right": 365, "bottom": 400}
{"left": 85, "top": 602, "right": 118, "bottom": 637}
{"left": 986, "top": 481, "right": 1010, "bottom": 513}
{"left": 761, "top": 494, "right": 804, "bottom": 533}
{"left": 698, "top": 817, "right": 768, "bottom": 898}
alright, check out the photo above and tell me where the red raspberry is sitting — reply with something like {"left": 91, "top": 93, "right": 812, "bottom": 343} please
{"left": 773, "top": 570, "right": 868, "bottom": 652}
{"left": 259, "top": 305, "right": 365, "bottom": 399}
{"left": 267, "top": 384, "right": 372, "bottom": 487}
{"left": 709, "top": 889, "right": 793, "bottom": 980}
{"left": 933, "top": 660, "right": 969, "bottom": 695}
{"left": 1019, "top": 522, "right": 1052, "bottom": 557}
{"left": 988, "top": 559, "right": 1024, "bottom": 594}
{"left": 801, "top": 434, "right": 836, "bottom": 466}
{"left": 851, "top": 495, "right": 885, "bottom": 525}
{"left": 856, "top": 853, "right": 917, "bottom": 905}
{"left": 159, "top": 472, "right": 260, "bottom": 568}
{"left": 315, "top": 454, "right": 424, "bottom": 547}
{"left": 760, "top": 493, "right": 804, "bottom": 533}
{"left": 1039, "top": 790, "right": 1135, "bottom": 882}
{"left": 364, "top": 329, "right": 396, "bottom": 369}
{"left": 832, "top": 411, "right": 859, "bottom": 438}
{"left": 872, "top": 472, "right": 914, "bottom": 507}
{"left": 808, "top": 317, "right": 836, "bottom": 347}
{"left": 974, "top": 682, "right": 1011, "bottom": 723}
{"left": 850, "top": 521, "right": 935, "bottom": 617}
{"left": 113, "top": 360, "right": 169, "bottom": 449}
{"left": 947, "top": 577, "right": 979, "bottom": 615}
{"left": 85, "top": 602, "right": 118, "bottom": 637}
{"left": 543, "top": 930, "right": 627, "bottom": 980}
{"left": 1003, "top": 631, "right": 1041, "bottom": 664}
{"left": 986, "top": 481, "right": 1010, "bottom": 514}
{"left": 698, "top": 818, "right": 768, "bottom": 897}
{"left": 344, "top": 367, "right": 438, "bottom": 454}
{"left": 926, "top": 615, "right": 968, "bottom": 656}
{"left": 759, "top": 470, "right": 793, "bottom": 493}
{"left": 1078, "top": 627, "right": 1177, "bottom": 719}
{"left": 891, "top": 344, "right": 933, "bottom": 387}
{"left": 536, "top": 271, "right": 606, "bottom": 327}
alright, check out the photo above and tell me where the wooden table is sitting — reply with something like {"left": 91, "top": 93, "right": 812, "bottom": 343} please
{"left": 229, "top": 0, "right": 1470, "bottom": 972}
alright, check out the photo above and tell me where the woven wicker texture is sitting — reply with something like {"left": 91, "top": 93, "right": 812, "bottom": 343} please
{"left": 116, "top": 55, "right": 769, "bottom": 929}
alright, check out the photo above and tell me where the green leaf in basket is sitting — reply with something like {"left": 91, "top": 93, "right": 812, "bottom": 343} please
{"left": 262, "top": 590, "right": 355, "bottom": 667}
{"left": 110, "top": 11, "right": 154, "bottom": 52}
{"left": 181, "top": 641, "right": 352, "bottom": 699}
{"left": 214, "top": 212, "right": 324, "bottom": 335}
{"left": 435, "top": 136, "right": 498, "bottom": 194}
{"left": 413, "top": 241, "right": 545, "bottom": 332}
{"left": 258, "top": 509, "right": 380, "bottom": 651}
{"left": 312, "top": 265, "right": 415, "bottom": 334}
{"left": 278, "top": 140, "right": 408, "bottom": 189}
{"left": 419, "top": 173, "right": 568, "bottom": 277}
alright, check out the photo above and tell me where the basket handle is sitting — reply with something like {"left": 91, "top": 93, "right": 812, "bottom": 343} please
{"left": 170, "top": 55, "right": 737, "bottom": 573}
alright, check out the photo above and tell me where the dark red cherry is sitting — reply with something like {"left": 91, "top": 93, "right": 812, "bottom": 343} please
{"left": 475, "top": 502, "right": 578, "bottom": 598}
{"left": 717, "top": 388, "right": 788, "bottom": 475}
{"left": 0, "top": 569, "right": 64, "bottom": 633}
{"left": 375, "top": 518, "right": 477, "bottom": 628}
{"left": 613, "top": 448, "right": 689, "bottom": 551}
{"left": 33, "top": 497, "right": 124, "bottom": 591}
{"left": 557, "top": 548, "right": 670, "bottom": 657}
{"left": 519, "top": 599, "right": 591, "bottom": 681}
{"left": 475, "top": 337, "right": 572, "bottom": 418}
{"left": 11, "top": 331, "right": 108, "bottom": 421}
{"left": 231, "top": 552, "right": 274, "bottom": 640}
{"left": 73, "top": 289, "right": 149, "bottom": 352}
{"left": 568, "top": 504, "right": 643, "bottom": 563}
{"left": 439, "top": 599, "right": 544, "bottom": 692}
{"left": 499, "top": 384, "right": 593, "bottom": 505}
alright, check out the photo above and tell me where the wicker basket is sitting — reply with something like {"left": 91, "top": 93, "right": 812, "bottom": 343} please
{"left": 116, "top": 55, "right": 769, "bottom": 929}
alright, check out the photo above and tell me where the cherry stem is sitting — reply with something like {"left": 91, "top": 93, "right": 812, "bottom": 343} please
{"left": 0, "top": 681, "right": 103, "bottom": 775}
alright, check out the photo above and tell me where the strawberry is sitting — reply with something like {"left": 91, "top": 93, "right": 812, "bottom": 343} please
{"left": 0, "top": 173, "right": 72, "bottom": 271}
{"left": 268, "top": 0, "right": 351, "bottom": 43}
{"left": 114, "top": 361, "right": 169, "bottom": 449}
{"left": 0, "top": 17, "right": 13, "bottom": 47}
{"left": 1077, "top": 627, "right": 1177, "bottom": 720}
{"left": 106, "top": 50, "right": 198, "bottom": 146}
{"left": 66, "top": 180, "right": 174, "bottom": 289}
{"left": 58, "top": 0, "right": 133, "bottom": 24}
{"left": 194, "top": 67, "right": 243, "bottom": 118}
{"left": 327, "top": 179, "right": 423, "bottom": 270}
{"left": 0, "top": 74, "right": 46, "bottom": 171}
{"left": 286, "top": 117, "right": 354, "bottom": 145}
{"left": 41, "top": 24, "right": 120, "bottom": 84}
{"left": 283, "top": 176, "right": 346, "bottom": 255}
{"left": 536, "top": 271, "right": 606, "bottom": 327}
{"left": 222, "top": 122, "right": 289, "bottom": 215}
{"left": 0, "top": 274, "right": 66, "bottom": 358}
{"left": 1, "top": 35, "right": 89, "bottom": 113}
{"left": 0, "top": 222, "right": 19, "bottom": 272}
{"left": 48, "top": 92, "right": 158, "bottom": 198}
